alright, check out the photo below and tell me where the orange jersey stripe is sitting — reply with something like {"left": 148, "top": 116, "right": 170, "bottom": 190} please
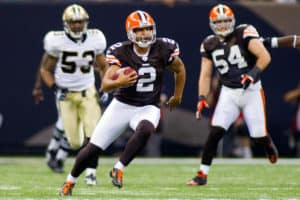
{"left": 260, "top": 88, "right": 268, "bottom": 136}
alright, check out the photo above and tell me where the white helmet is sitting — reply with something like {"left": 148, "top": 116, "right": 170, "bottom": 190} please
{"left": 62, "top": 4, "right": 89, "bottom": 39}
{"left": 125, "top": 10, "right": 156, "bottom": 48}
{"left": 209, "top": 4, "right": 235, "bottom": 37}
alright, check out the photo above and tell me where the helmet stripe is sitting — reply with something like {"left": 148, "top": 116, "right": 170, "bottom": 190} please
{"left": 218, "top": 4, "right": 224, "bottom": 15}
{"left": 137, "top": 10, "right": 147, "bottom": 25}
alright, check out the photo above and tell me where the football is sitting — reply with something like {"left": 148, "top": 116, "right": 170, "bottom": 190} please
{"left": 111, "top": 66, "right": 136, "bottom": 80}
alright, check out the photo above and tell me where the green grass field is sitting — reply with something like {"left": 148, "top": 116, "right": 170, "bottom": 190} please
{"left": 0, "top": 157, "right": 299, "bottom": 200}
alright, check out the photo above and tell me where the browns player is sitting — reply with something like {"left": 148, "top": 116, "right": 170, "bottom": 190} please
{"left": 60, "top": 10, "right": 186, "bottom": 195}
{"left": 39, "top": 4, "right": 108, "bottom": 185}
{"left": 186, "top": 4, "right": 278, "bottom": 186}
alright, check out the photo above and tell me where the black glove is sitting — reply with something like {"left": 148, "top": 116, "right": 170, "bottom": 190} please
{"left": 240, "top": 66, "right": 261, "bottom": 89}
{"left": 98, "top": 90, "right": 109, "bottom": 106}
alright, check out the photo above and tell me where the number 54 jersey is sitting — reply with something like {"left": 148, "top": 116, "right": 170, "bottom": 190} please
{"left": 43, "top": 29, "right": 107, "bottom": 91}
{"left": 106, "top": 38, "right": 180, "bottom": 107}
{"left": 201, "top": 24, "right": 260, "bottom": 88}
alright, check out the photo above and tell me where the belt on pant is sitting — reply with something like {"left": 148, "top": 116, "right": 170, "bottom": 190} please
{"left": 68, "top": 89, "right": 87, "bottom": 97}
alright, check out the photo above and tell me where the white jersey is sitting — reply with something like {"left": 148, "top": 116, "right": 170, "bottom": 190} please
{"left": 44, "top": 29, "right": 107, "bottom": 91}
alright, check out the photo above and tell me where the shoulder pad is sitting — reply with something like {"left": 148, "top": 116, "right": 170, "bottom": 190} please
{"left": 236, "top": 24, "right": 249, "bottom": 29}
{"left": 202, "top": 35, "right": 220, "bottom": 52}
{"left": 43, "top": 31, "right": 63, "bottom": 57}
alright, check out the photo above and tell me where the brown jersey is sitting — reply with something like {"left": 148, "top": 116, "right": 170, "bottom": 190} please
{"left": 106, "top": 38, "right": 180, "bottom": 106}
{"left": 201, "top": 24, "right": 260, "bottom": 88}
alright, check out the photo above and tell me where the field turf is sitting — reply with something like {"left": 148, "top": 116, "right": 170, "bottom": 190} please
{"left": 0, "top": 157, "right": 299, "bottom": 199}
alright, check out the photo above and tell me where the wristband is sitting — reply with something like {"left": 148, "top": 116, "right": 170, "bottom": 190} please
{"left": 198, "top": 95, "right": 206, "bottom": 101}
{"left": 248, "top": 66, "right": 262, "bottom": 83}
{"left": 271, "top": 37, "right": 278, "bottom": 48}
{"left": 293, "top": 35, "right": 297, "bottom": 48}
{"left": 51, "top": 83, "right": 58, "bottom": 92}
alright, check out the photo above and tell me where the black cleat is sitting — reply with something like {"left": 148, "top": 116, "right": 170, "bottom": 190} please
{"left": 186, "top": 170, "right": 207, "bottom": 186}
{"left": 109, "top": 168, "right": 123, "bottom": 188}
{"left": 265, "top": 140, "right": 279, "bottom": 164}
{"left": 47, "top": 159, "right": 64, "bottom": 173}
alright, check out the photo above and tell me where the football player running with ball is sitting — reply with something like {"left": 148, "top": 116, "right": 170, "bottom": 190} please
{"left": 40, "top": 4, "right": 108, "bottom": 185}
{"left": 59, "top": 10, "right": 186, "bottom": 196}
{"left": 186, "top": 4, "right": 278, "bottom": 186}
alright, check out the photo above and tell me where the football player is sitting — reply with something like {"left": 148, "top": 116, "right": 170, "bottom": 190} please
{"left": 59, "top": 10, "right": 186, "bottom": 195}
{"left": 186, "top": 4, "right": 278, "bottom": 186}
{"left": 39, "top": 4, "right": 108, "bottom": 185}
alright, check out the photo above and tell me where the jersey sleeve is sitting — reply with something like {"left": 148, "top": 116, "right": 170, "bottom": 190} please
{"left": 242, "top": 24, "right": 260, "bottom": 47}
{"left": 242, "top": 25, "right": 260, "bottom": 39}
{"left": 93, "top": 29, "right": 107, "bottom": 55}
{"left": 43, "top": 31, "right": 59, "bottom": 57}
{"left": 105, "top": 43, "right": 122, "bottom": 66}
{"left": 161, "top": 38, "right": 180, "bottom": 65}
{"left": 200, "top": 35, "right": 218, "bottom": 60}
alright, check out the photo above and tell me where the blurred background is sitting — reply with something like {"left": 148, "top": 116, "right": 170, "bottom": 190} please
{"left": 1, "top": 0, "right": 300, "bottom": 158}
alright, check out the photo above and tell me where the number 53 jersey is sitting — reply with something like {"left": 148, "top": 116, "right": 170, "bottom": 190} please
{"left": 106, "top": 38, "right": 179, "bottom": 107}
{"left": 201, "top": 24, "right": 260, "bottom": 89}
{"left": 43, "top": 29, "right": 107, "bottom": 91}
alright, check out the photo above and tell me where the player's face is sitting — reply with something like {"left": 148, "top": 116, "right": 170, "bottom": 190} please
{"left": 132, "top": 26, "right": 154, "bottom": 45}
{"left": 66, "top": 20, "right": 86, "bottom": 34}
{"left": 212, "top": 19, "right": 233, "bottom": 35}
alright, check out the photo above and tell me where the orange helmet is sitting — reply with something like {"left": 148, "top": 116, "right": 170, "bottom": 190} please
{"left": 125, "top": 10, "right": 156, "bottom": 48}
{"left": 209, "top": 4, "right": 235, "bottom": 37}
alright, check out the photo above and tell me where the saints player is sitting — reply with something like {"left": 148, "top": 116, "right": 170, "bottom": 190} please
{"left": 59, "top": 10, "right": 186, "bottom": 195}
{"left": 40, "top": 4, "right": 108, "bottom": 185}
{"left": 186, "top": 4, "right": 278, "bottom": 186}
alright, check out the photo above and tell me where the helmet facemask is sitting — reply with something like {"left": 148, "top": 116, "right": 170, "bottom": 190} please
{"left": 127, "top": 25, "right": 156, "bottom": 48}
{"left": 209, "top": 4, "right": 235, "bottom": 37}
{"left": 62, "top": 4, "right": 89, "bottom": 40}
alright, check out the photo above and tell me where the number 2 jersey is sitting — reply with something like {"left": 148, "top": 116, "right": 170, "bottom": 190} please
{"left": 106, "top": 38, "right": 180, "bottom": 107}
{"left": 201, "top": 24, "right": 260, "bottom": 88}
{"left": 43, "top": 29, "right": 107, "bottom": 91}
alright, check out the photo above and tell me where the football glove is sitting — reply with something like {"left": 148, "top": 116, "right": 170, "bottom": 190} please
{"left": 240, "top": 66, "right": 261, "bottom": 89}
{"left": 196, "top": 95, "right": 209, "bottom": 119}
{"left": 99, "top": 90, "right": 109, "bottom": 106}
{"left": 51, "top": 83, "right": 68, "bottom": 101}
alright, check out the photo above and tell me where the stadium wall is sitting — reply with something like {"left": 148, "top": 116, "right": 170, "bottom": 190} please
{"left": 0, "top": 2, "right": 299, "bottom": 156}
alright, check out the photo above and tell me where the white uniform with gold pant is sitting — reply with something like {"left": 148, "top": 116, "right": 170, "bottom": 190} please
{"left": 212, "top": 81, "right": 268, "bottom": 138}
{"left": 44, "top": 29, "right": 106, "bottom": 148}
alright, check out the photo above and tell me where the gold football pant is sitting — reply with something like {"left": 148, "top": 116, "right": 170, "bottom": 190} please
{"left": 58, "top": 86, "right": 101, "bottom": 149}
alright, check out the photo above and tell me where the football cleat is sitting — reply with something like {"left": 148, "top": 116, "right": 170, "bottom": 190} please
{"left": 47, "top": 159, "right": 64, "bottom": 173}
{"left": 265, "top": 140, "right": 279, "bottom": 164}
{"left": 59, "top": 181, "right": 75, "bottom": 196}
{"left": 109, "top": 168, "right": 123, "bottom": 188}
{"left": 186, "top": 170, "right": 207, "bottom": 186}
{"left": 85, "top": 174, "right": 97, "bottom": 186}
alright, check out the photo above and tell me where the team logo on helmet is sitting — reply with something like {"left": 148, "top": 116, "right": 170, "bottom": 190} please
{"left": 125, "top": 10, "right": 156, "bottom": 48}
